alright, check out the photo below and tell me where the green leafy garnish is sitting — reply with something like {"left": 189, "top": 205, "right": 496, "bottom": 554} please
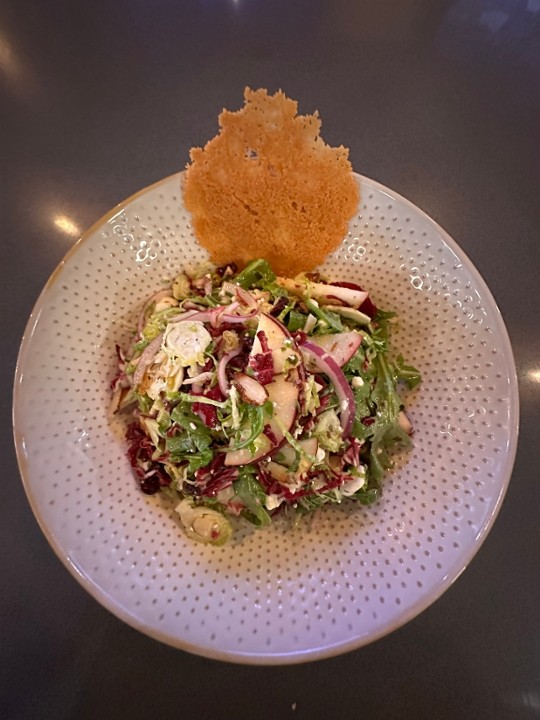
{"left": 119, "top": 258, "right": 421, "bottom": 547}
{"left": 235, "top": 259, "right": 276, "bottom": 289}
{"left": 394, "top": 354, "right": 422, "bottom": 389}
{"left": 234, "top": 468, "right": 272, "bottom": 527}
{"left": 227, "top": 404, "right": 265, "bottom": 452}
{"left": 305, "top": 299, "right": 344, "bottom": 333}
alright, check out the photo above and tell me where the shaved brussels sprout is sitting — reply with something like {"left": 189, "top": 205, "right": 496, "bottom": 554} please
{"left": 175, "top": 499, "right": 233, "bottom": 546}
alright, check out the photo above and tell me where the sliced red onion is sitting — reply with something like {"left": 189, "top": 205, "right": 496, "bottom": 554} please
{"left": 133, "top": 333, "right": 164, "bottom": 387}
{"left": 217, "top": 348, "right": 241, "bottom": 394}
{"left": 183, "top": 300, "right": 207, "bottom": 311}
{"left": 223, "top": 301, "right": 240, "bottom": 314}
{"left": 169, "top": 304, "right": 256, "bottom": 329}
{"left": 235, "top": 287, "right": 257, "bottom": 310}
{"left": 219, "top": 308, "right": 258, "bottom": 324}
{"left": 182, "top": 371, "right": 214, "bottom": 386}
{"left": 191, "top": 275, "right": 212, "bottom": 292}
{"left": 169, "top": 309, "right": 210, "bottom": 324}
{"left": 220, "top": 282, "right": 257, "bottom": 311}
{"left": 299, "top": 340, "right": 355, "bottom": 437}
{"left": 137, "top": 290, "right": 173, "bottom": 335}
{"left": 210, "top": 302, "right": 239, "bottom": 328}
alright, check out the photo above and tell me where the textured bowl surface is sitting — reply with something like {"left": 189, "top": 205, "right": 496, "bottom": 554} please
{"left": 13, "top": 173, "right": 518, "bottom": 663}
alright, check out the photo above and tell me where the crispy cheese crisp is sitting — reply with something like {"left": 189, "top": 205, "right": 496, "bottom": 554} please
{"left": 183, "top": 88, "right": 359, "bottom": 277}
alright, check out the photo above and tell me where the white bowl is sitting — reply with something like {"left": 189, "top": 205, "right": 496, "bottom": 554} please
{"left": 13, "top": 172, "right": 519, "bottom": 663}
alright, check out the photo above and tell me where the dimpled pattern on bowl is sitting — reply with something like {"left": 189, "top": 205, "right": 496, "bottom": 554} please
{"left": 13, "top": 173, "right": 518, "bottom": 663}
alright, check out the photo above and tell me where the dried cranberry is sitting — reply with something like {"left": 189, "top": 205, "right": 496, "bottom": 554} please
{"left": 139, "top": 474, "right": 160, "bottom": 495}
{"left": 215, "top": 263, "right": 237, "bottom": 277}
{"left": 270, "top": 297, "right": 288, "bottom": 317}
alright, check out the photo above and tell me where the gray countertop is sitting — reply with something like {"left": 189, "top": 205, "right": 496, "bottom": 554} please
{"left": 2, "top": 1, "right": 539, "bottom": 718}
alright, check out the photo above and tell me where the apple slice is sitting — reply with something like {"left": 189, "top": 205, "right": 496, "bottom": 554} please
{"left": 276, "top": 277, "right": 368, "bottom": 309}
{"left": 224, "top": 433, "right": 274, "bottom": 467}
{"left": 312, "top": 283, "right": 368, "bottom": 308}
{"left": 267, "top": 436, "right": 319, "bottom": 488}
{"left": 266, "top": 461, "right": 290, "bottom": 485}
{"left": 249, "top": 312, "right": 299, "bottom": 374}
{"left": 324, "top": 305, "right": 371, "bottom": 326}
{"left": 224, "top": 373, "right": 300, "bottom": 466}
{"left": 307, "top": 331, "right": 362, "bottom": 368}
{"left": 275, "top": 437, "right": 319, "bottom": 466}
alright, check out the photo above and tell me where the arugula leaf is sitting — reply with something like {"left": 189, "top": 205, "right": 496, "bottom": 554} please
{"left": 343, "top": 347, "right": 366, "bottom": 375}
{"left": 361, "top": 327, "right": 388, "bottom": 356}
{"left": 374, "top": 308, "right": 397, "bottom": 323}
{"left": 264, "top": 281, "right": 289, "bottom": 300}
{"left": 170, "top": 402, "right": 209, "bottom": 431}
{"left": 235, "top": 259, "right": 276, "bottom": 289}
{"left": 186, "top": 449, "right": 214, "bottom": 473}
{"left": 305, "top": 300, "right": 343, "bottom": 333}
{"left": 286, "top": 309, "right": 305, "bottom": 332}
{"left": 166, "top": 426, "right": 213, "bottom": 472}
{"left": 157, "top": 410, "right": 172, "bottom": 435}
{"left": 297, "top": 490, "right": 339, "bottom": 513}
{"left": 350, "top": 386, "right": 374, "bottom": 440}
{"left": 166, "top": 429, "right": 210, "bottom": 454}
{"left": 367, "top": 353, "right": 412, "bottom": 484}
{"left": 350, "top": 486, "right": 380, "bottom": 505}
{"left": 136, "top": 393, "right": 153, "bottom": 414}
{"left": 227, "top": 404, "right": 265, "bottom": 451}
{"left": 234, "top": 468, "right": 272, "bottom": 526}
{"left": 393, "top": 354, "right": 422, "bottom": 389}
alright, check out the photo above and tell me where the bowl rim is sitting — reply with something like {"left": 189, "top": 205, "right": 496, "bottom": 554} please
{"left": 12, "top": 172, "right": 520, "bottom": 664}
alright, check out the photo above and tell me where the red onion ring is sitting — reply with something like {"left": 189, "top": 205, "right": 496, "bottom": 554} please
{"left": 182, "top": 371, "right": 214, "bottom": 386}
{"left": 217, "top": 348, "right": 241, "bottom": 394}
{"left": 235, "top": 287, "right": 257, "bottom": 310}
{"left": 210, "top": 302, "right": 239, "bottom": 328}
{"left": 169, "top": 304, "right": 256, "bottom": 329}
{"left": 168, "top": 309, "right": 207, "bottom": 324}
{"left": 220, "top": 282, "right": 257, "bottom": 310}
{"left": 218, "top": 308, "right": 258, "bottom": 324}
{"left": 299, "top": 340, "right": 355, "bottom": 437}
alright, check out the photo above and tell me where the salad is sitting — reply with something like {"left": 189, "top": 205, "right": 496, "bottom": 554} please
{"left": 111, "top": 259, "right": 420, "bottom": 546}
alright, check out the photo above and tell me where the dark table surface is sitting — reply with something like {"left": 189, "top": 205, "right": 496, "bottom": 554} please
{"left": 3, "top": 1, "right": 540, "bottom": 718}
